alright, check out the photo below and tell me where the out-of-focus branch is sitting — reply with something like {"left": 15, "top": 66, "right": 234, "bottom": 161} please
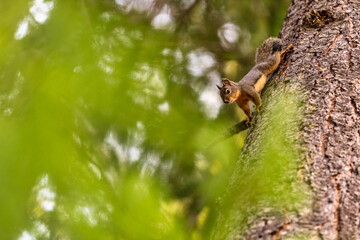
{"left": 207, "top": 120, "right": 248, "bottom": 148}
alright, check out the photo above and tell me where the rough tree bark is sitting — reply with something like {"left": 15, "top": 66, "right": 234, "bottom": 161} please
{"left": 214, "top": 0, "right": 360, "bottom": 239}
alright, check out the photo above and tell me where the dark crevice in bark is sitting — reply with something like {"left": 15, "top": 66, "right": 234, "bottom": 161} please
{"left": 303, "top": 9, "right": 336, "bottom": 28}
{"left": 351, "top": 98, "right": 359, "bottom": 118}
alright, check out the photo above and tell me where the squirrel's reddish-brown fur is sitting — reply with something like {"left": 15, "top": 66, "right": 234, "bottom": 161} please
{"left": 217, "top": 38, "right": 293, "bottom": 125}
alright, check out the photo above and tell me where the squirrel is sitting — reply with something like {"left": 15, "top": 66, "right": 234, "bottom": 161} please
{"left": 217, "top": 37, "right": 293, "bottom": 125}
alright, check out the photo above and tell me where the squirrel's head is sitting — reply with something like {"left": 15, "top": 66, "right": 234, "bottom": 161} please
{"left": 217, "top": 78, "right": 241, "bottom": 104}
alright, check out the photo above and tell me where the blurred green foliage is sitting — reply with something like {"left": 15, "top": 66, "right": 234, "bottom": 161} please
{"left": 0, "top": 0, "right": 291, "bottom": 239}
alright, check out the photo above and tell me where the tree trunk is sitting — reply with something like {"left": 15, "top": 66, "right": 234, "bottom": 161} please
{"left": 213, "top": 0, "right": 360, "bottom": 239}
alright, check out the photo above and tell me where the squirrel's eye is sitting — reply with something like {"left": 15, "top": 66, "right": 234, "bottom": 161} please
{"left": 226, "top": 89, "right": 231, "bottom": 94}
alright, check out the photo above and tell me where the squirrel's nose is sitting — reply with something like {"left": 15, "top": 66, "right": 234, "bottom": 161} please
{"left": 224, "top": 99, "right": 229, "bottom": 103}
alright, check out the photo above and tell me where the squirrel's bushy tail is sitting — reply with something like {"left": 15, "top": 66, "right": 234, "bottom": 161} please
{"left": 255, "top": 37, "right": 282, "bottom": 64}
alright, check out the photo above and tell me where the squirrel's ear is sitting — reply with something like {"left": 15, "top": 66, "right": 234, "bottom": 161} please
{"left": 222, "top": 78, "right": 231, "bottom": 85}
{"left": 216, "top": 84, "right": 222, "bottom": 90}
